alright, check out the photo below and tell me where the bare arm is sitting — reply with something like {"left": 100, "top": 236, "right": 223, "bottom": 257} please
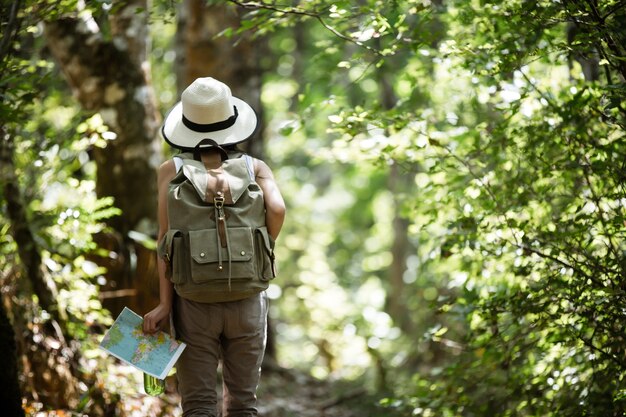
{"left": 143, "top": 160, "right": 176, "bottom": 334}
{"left": 254, "top": 159, "right": 286, "bottom": 240}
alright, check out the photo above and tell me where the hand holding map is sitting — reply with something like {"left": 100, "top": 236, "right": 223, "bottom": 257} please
{"left": 100, "top": 307, "right": 186, "bottom": 380}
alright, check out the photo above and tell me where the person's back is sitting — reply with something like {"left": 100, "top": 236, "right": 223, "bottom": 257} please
{"left": 143, "top": 77, "right": 285, "bottom": 417}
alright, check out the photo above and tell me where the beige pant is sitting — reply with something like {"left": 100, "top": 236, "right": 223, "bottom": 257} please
{"left": 174, "top": 292, "right": 268, "bottom": 417}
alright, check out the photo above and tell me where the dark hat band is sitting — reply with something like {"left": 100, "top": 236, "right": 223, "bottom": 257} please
{"left": 182, "top": 106, "right": 239, "bottom": 133}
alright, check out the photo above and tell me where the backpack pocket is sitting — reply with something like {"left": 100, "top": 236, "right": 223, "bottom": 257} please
{"left": 158, "top": 229, "right": 186, "bottom": 285}
{"left": 189, "top": 227, "right": 255, "bottom": 284}
{"left": 255, "top": 227, "right": 277, "bottom": 281}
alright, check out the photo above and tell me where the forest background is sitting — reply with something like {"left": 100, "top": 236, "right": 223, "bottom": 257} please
{"left": 1, "top": 0, "right": 625, "bottom": 416}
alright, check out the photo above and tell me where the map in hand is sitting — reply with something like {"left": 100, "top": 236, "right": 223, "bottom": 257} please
{"left": 100, "top": 307, "right": 186, "bottom": 379}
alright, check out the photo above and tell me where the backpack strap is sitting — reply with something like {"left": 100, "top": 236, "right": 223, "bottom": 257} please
{"left": 193, "top": 138, "right": 229, "bottom": 162}
{"left": 243, "top": 155, "right": 255, "bottom": 181}
{"left": 173, "top": 156, "right": 184, "bottom": 173}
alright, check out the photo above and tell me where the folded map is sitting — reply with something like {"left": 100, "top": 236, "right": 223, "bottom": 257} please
{"left": 100, "top": 307, "right": 186, "bottom": 379}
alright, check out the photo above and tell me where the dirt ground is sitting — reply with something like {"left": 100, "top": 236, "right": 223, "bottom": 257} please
{"left": 111, "top": 361, "right": 383, "bottom": 417}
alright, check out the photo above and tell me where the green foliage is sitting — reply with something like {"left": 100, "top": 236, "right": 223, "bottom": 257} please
{"left": 3, "top": 0, "right": 625, "bottom": 414}
{"left": 2, "top": 89, "right": 121, "bottom": 324}
{"left": 0, "top": 2, "right": 125, "bottom": 411}
{"left": 244, "top": 0, "right": 626, "bottom": 415}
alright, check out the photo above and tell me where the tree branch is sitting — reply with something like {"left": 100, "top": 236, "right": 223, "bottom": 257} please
{"left": 513, "top": 241, "right": 603, "bottom": 285}
{"left": 601, "top": 0, "right": 626, "bottom": 20}
{"left": 0, "top": 0, "right": 22, "bottom": 74}
{"left": 438, "top": 144, "right": 523, "bottom": 247}
{"left": 227, "top": 0, "right": 384, "bottom": 56}
{"left": 581, "top": 0, "right": 626, "bottom": 80}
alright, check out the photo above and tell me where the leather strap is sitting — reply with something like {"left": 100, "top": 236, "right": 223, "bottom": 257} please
{"left": 193, "top": 138, "right": 229, "bottom": 162}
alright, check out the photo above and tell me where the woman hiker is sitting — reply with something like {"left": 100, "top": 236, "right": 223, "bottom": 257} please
{"left": 143, "top": 77, "right": 286, "bottom": 417}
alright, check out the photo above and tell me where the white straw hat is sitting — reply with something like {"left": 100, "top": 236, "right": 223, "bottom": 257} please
{"left": 161, "top": 77, "right": 258, "bottom": 150}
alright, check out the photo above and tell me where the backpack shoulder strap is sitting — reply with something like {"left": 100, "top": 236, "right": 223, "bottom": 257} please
{"left": 243, "top": 154, "right": 255, "bottom": 181}
{"left": 173, "top": 156, "right": 184, "bottom": 173}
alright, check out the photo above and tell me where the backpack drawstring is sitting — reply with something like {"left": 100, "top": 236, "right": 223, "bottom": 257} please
{"left": 224, "top": 223, "right": 232, "bottom": 291}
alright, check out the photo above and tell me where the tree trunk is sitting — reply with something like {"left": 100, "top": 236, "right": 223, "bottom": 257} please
{"left": 43, "top": 3, "right": 160, "bottom": 236}
{"left": 376, "top": 65, "right": 416, "bottom": 336}
{"left": 386, "top": 163, "right": 414, "bottom": 334}
{"left": 44, "top": 0, "right": 161, "bottom": 316}
{"left": 175, "top": 0, "right": 266, "bottom": 158}
{"left": 0, "top": 298, "right": 23, "bottom": 417}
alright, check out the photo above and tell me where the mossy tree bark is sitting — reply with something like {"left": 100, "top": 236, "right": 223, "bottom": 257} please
{"left": 44, "top": 0, "right": 161, "bottom": 317}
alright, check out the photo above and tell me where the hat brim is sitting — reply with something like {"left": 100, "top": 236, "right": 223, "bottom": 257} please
{"left": 161, "top": 96, "right": 258, "bottom": 150}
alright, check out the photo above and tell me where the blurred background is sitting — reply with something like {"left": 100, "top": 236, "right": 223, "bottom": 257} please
{"left": 1, "top": 0, "right": 625, "bottom": 416}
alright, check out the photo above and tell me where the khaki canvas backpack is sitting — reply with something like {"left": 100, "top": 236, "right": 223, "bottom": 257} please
{"left": 157, "top": 150, "right": 276, "bottom": 303}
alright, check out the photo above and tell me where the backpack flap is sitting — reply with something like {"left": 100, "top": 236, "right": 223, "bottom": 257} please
{"left": 181, "top": 160, "right": 210, "bottom": 202}
{"left": 180, "top": 157, "right": 251, "bottom": 204}
{"left": 224, "top": 159, "right": 252, "bottom": 204}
